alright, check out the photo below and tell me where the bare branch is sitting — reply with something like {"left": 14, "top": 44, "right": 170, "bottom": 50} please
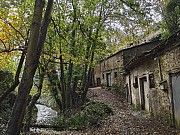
{"left": 51, "top": 18, "right": 71, "bottom": 45}
{"left": 0, "top": 39, "right": 7, "bottom": 50}
{"left": 0, "top": 48, "right": 24, "bottom": 53}
{"left": 0, "top": 17, "right": 25, "bottom": 40}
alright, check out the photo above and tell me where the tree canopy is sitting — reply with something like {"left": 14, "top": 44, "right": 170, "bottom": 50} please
{"left": 0, "top": 0, "right": 178, "bottom": 134}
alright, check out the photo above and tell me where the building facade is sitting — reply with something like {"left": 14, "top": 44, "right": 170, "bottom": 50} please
{"left": 125, "top": 30, "right": 180, "bottom": 128}
{"left": 94, "top": 40, "right": 161, "bottom": 89}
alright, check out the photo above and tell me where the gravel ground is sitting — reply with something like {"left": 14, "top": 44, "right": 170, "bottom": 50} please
{"left": 31, "top": 87, "right": 180, "bottom": 135}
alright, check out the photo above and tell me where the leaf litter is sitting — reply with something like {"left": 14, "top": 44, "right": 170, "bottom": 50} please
{"left": 31, "top": 87, "right": 180, "bottom": 135}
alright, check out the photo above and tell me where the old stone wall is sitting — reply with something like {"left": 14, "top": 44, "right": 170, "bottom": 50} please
{"left": 94, "top": 63, "right": 101, "bottom": 86}
{"left": 127, "top": 45, "right": 180, "bottom": 125}
{"left": 100, "top": 41, "right": 160, "bottom": 88}
{"left": 129, "top": 59, "right": 160, "bottom": 112}
{"left": 123, "top": 40, "right": 161, "bottom": 65}
{"left": 100, "top": 52, "right": 124, "bottom": 87}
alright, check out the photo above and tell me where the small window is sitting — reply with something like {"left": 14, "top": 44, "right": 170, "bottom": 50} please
{"left": 149, "top": 74, "right": 155, "bottom": 88}
{"left": 102, "top": 73, "right": 104, "bottom": 79}
{"left": 114, "top": 72, "right": 117, "bottom": 78}
{"left": 133, "top": 76, "right": 138, "bottom": 88}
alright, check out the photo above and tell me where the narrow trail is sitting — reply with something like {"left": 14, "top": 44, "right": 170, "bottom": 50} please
{"left": 79, "top": 87, "right": 180, "bottom": 135}
{"left": 31, "top": 87, "right": 180, "bottom": 135}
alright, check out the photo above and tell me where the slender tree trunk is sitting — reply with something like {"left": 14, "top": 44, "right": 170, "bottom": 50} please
{"left": 59, "top": 52, "right": 66, "bottom": 110}
{"left": 7, "top": 1, "right": 44, "bottom": 134}
{"left": 0, "top": 52, "right": 25, "bottom": 103}
{"left": 51, "top": 19, "right": 66, "bottom": 110}
{"left": 82, "top": 51, "right": 94, "bottom": 103}
{"left": 72, "top": 76, "right": 78, "bottom": 106}
{"left": 81, "top": 43, "right": 91, "bottom": 93}
{"left": 23, "top": 70, "right": 45, "bottom": 134}
{"left": 47, "top": 70, "right": 62, "bottom": 110}
{"left": 65, "top": 0, "right": 77, "bottom": 108}
{"left": 81, "top": 5, "right": 102, "bottom": 103}
{"left": 66, "top": 59, "right": 73, "bottom": 107}
{"left": 7, "top": 0, "right": 53, "bottom": 134}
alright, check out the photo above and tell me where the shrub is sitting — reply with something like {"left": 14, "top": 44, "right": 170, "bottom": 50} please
{"left": 111, "top": 83, "right": 125, "bottom": 96}
{"left": 55, "top": 100, "right": 113, "bottom": 130}
{"left": 0, "top": 70, "right": 14, "bottom": 135}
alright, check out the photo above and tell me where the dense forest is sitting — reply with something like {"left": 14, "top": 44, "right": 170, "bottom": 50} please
{"left": 0, "top": 0, "right": 179, "bottom": 135}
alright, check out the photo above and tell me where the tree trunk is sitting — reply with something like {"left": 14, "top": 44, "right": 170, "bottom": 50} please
{"left": 66, "top": 59, "right": 73, "bottom": 107}
{"left": 81, "top": 6, "right": 102, "bottom": 103}
{"left": 59, "top": 52, "right": 66, "bottom": 110}
{"left": 82, "top": 52, "right": 94, "bottom": 103}
{"left": 72, "top": 76, "right": 78, "bottom": 106}
{"left": 7, "top": 1, "right": 44, "bottom": 134}
{"left": 7, "top": 0, "right": 53, "bottom": 134}
{"left": 23, "top": 70, "right": 45, "bottom": 134}
{"left": 47, "top": 69, "right": 62, "bottom": 110}
{"left": 0, "top": 52, "right": 25, "bottom": 103}
{"left": 81, "top": 43, "right": 91, "bottom": 94}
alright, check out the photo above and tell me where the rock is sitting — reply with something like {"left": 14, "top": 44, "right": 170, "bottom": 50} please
{"left": 35, "top": 104, "right": 57, "bottom": 125}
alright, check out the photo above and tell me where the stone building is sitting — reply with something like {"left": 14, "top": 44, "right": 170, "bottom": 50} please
{"left": 93, "top": 40, "right": 161, "bottom": 89}
{"left": 125, "top": 30, "right": 180, "bottom": 128}
{"left": 93, "top": 63, "right": 101, "bottom": 86}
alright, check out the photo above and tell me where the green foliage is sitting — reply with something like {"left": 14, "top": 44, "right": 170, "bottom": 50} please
{"left": 0, "top": 70, "right": 14, "bottom": 135}
{"left": 111, "top": 84, "right": 125, "bottom": 96}
{"left": 0, "top": 70, "right": 13, "bottom": 94}
{"left": 55, "top": 100, "right": 113, "bottom": 130}
{"left": 162, "top": 0, "right": 180, "bottom": 34}
{"left": 84, "top": 101, "right": 113, "bottom": 126}
{"left": 67, "top": 113, "right": 87, "bottom": 130}
{"left": 161, "top": 28, "right": 170, "bottom": 39}
{"left": 0, "top": 0, "right": 34, "bottom": 72}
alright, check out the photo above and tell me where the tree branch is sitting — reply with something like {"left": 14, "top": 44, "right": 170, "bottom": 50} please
{"left": 0, "top": 39, "right": 7, "bottom": 50}
{"left": 51, "top": 18, "right": 71, "bottom": 45}
{"left": 0, "top": 17, "right": 25, "bottom": 40}
{"left": 0, "top": 48, "right": 24, "bottom": 53}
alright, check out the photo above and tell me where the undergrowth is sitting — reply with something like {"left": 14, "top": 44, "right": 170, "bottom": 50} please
{"left": 54, "top": 100, "right": 113, "bottom": 130}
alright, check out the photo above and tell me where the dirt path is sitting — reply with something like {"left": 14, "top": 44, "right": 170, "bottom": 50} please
{"left": 32, "top": 87, "right": 180, "bottom": 135}
{"left": 67, "top": 87, "right": 179, "bottom": 135}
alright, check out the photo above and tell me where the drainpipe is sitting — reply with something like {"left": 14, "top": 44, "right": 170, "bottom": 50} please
{"left": 158, "top": 57, "right": 163, "bottom": 81}
{"left": 128, "top": 70, "right": 132, "bottom": 104}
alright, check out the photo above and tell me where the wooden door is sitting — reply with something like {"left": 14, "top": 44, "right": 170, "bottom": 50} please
{"left": 171, "top": 73, "right": 180, "bottom": 129}
{"left": 107, "top": 73, "right": 112, "bottom": 87}
{"left": 140, "top": 77, "right": 149, "bottom": 111}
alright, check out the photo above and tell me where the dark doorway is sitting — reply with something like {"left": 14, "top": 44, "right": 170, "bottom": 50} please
{"left": 139, "top": 77, "right": 149, "bottom": 111}
{"left": 96, "top": 78, "right": 101, "bottom": 86}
